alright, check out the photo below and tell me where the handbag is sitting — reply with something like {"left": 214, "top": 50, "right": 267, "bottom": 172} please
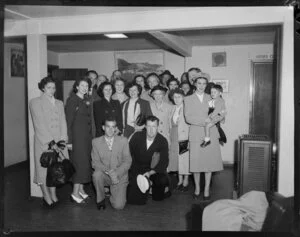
{"left": 40, "top": 150, "right": 58, "bottom": 168}
{"left": 179, "top": 140, "right": 189, "bottom": 155}
{"left": 46, "top": 149, "right": 76, "bottom": 187}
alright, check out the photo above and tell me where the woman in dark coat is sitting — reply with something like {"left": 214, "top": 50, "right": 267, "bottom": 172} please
{"left": 93, "top": 81, "right": 123, "bottom": 137}
{"left": 65, "top": 77, "right": 92, "bottom": 204}
{"left": 122, "top": 82, "right": 152, "bottom": 138}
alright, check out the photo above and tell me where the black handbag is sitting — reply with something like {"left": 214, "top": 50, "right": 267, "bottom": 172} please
{"left": 40, "top": 150, "right": 58, "bottom": 168}
{"left": 46, "top": 149, "right": 76, "bottom": 187}
{"left": 179, "top": 140, "right": 189, "bottom": 155}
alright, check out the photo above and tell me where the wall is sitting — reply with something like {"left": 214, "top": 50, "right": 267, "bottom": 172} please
{"left": 58, "top": 50, "right": 184, "bottom": 80}
{"left": 186, "top": 44, "right": 274, "bottom": 163}
{"left": 4, "top": 43, "right": 27, "bottom": 167}
{"left": 59, "top": 45, "right": 273, "bottom": 164}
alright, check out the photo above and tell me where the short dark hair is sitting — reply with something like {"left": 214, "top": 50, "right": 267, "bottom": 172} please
{"left": 72, "top": 76, "right": 92, "bottom": 93}
{"left": 179, "top": 81, "right": 194, "bottom": 96}
{"left": 211, "top": 83, "right": 223, "bottom": 93}
{"left": 38, "top": 76, "right": 56, "bottom": 92}
{"left": 145, "top": 115, "right": 160, "bottom": 126}
{"left": 166, "top": 77, "right": 179, "bottom": 88}
{"left": 133, "top": 74, "right": 148, "bottom": 89}
{"left": 97, "top": 81, "right": 115, "bottom": 98}
{"left": 187, "top": 67, "right": 202, "bottom": 80}
{"left": 103, "top": 116, "right": 117, "bottom": 126}
{"left": 125, "top": 82, "right": 143, "bottom": 97}
{"left": 160, "top": 70, "right": 172, "bottom": 77}
{"left": 169, "top": 88, "right": 185, "bottom": 104}
{"left": 86, "top": 70, "right": 98, "bottom": 78}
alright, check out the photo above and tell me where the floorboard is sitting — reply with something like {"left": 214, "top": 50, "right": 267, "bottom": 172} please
{"left": 4, "top": 161, "right": 234, "bottom": 231}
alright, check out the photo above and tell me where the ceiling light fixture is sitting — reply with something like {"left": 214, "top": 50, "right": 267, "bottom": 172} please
{"left": 104, "top": 33, "right": 128, "bottom": 39}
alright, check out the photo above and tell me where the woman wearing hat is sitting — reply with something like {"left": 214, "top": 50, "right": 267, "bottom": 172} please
{"left": 29, "top": 76, "right": 69, "bottom": 208}
{"left": 122, "top": 82, "right": 153, "bottom": 138}
{"left": 168, "top": 88, "right": 191, "bottom": 191}
{"left": 149, "top": 85, "right": 173, "bottom": 145}
{"left": 184, "top": 76, "right": 223, "bottom": 200}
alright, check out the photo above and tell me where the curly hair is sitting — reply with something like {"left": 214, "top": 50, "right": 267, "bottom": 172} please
{"left": 38, "top": 76, "right": 56, "bottom": 92}
{"left": 72, "top": 76, "right": 92, "bottom": 93}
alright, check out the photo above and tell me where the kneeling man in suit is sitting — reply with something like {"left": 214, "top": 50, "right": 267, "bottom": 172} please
{"left": 91, "top": 117, "right": 132, "bottom": 210}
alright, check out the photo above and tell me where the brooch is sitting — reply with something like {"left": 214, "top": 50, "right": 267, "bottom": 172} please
{"left": 86, "top": 101, "right": 90, "bottom": 106}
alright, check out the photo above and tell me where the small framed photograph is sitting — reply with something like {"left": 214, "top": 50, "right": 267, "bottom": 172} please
{"left": 212, "top": 52, "right": 226, "bottom": 67}
{"left": 212, "top": 79, "right": 229, "bottom": 93}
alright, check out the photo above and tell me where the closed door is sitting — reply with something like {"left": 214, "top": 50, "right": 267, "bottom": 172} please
{"left": 249, "top": 61, "right": 277, "bottom": 142}
{"left": 51, "top": 68, "right": 88, "bottom": 103}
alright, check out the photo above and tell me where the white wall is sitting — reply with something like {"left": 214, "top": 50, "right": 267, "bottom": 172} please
{"left": 186, "top": 44, "right": 274, "bottom": 163}
{"left": 59, "top": 50, "right": 185, "bottom": 80}
{"left": 4, "top": 43, "right": 27, "bottom": 167}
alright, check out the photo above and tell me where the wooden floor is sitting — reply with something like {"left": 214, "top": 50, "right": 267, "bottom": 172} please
{"left": 4, "top": 161, "right": 234, "bottom": 232}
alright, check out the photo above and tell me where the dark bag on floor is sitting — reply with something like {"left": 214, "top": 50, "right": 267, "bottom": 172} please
{"left": 179, "top": 140, "right": 189, "bottom": 155}
{"left": 40, "top": 150, "right": 58, "bottom": 168}
{"left": 46, "top": 150, "right": 75, "bottom": 187}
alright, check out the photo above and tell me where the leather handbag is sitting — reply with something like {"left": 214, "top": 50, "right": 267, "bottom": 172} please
{"left": 179, "top": 140, "right": 189, "bottom": 155}
{"left": 40, "top": 150, "right": 58, "bottom": 168}
{"left": 46, "top": 149, "right": 75, "bottom": 187}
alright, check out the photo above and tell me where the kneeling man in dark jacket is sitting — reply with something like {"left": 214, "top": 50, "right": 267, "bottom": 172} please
{"left": 127, "top": 115, "right": 171, "bottom": 205}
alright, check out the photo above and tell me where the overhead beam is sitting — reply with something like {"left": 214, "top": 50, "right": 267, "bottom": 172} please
{"left": 149, "top": 31, "right": 192, "bottom": 57}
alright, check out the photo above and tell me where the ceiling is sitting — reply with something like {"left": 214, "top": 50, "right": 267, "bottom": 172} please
{"left": 4, "top": 6, "right": 278, "bottom": 54}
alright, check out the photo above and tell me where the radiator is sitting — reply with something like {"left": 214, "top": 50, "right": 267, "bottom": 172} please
{"left": 236, "top": 134, "right": 272, "bottom": 197}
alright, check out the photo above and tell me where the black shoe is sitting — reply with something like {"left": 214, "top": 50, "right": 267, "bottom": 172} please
{"left": 96, "top": 199, "right": 106, "bottom": 210}
{"left": 43, "top": 199, "right": 54, "bottom": 209}
{"left": 200, "top": 140, "right": 211, "bottom": 148}
{"left": 175, "top": 184, "right": 183, "bottom": 191}
{"left": 52, "top": 200, "right": 60, "bottom": 206}
{"left": 164, "top": 191, "right": 172, "bottom": 199}
{"left": 192, "top": 193, "right": 201, "bottom": 200}
{"left": 181, "top": 186, "right": 189, "bottom": 192}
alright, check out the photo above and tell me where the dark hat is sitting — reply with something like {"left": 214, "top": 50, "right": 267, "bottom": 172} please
{"left": 150, "top": 85, "right": 168, "bottom": 95}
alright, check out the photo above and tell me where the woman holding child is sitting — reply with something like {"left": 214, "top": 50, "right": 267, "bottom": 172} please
{"left": 184, "top": 76, "right": 224, "bottom": 200}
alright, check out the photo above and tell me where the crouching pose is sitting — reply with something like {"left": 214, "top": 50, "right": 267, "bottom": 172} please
{"left": 91, "top": 117, "right": 132, "bottom": 210}
{"left": 127, "top": 115, "right": 171, "bottom": 205}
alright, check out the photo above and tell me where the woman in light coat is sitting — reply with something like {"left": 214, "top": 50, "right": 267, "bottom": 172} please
{"left": 29, "top": 76, "right": 68, "bottom": 208}
{"left": 169, "top": 88, "right": 191, "bottom": 192}
{"left": 184, "top": 76, "right": 223, "bottom": 200}
{"left": 149, "top": 85, "right": 172, "bottom": 145}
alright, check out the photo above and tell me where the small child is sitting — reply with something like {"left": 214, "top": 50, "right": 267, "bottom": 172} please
{"left": 201, "top": 84, "right": 227, "bottom": 148}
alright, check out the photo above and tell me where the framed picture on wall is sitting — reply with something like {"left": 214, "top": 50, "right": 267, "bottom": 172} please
{"left": 114, "top": 50, "right": 165, "bottom": 83}
{"left": 212, "top": 52, "right": 227, "bottom": 67}
{"left": 212, "top": 79, "right": 229, "bottom": 93}
{"left": 11, "top": 48, "right": 25, "bottom": 77}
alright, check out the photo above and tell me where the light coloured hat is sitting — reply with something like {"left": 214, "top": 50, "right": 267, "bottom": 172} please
{"left": 190, "top": 72, "right": 211, "bottom": 83}
{"left": 137, "top": 174, "right": 151, "bottom": 193}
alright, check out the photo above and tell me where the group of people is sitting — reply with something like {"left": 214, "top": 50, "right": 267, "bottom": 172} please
{"left": 29, "top": 67, "right": 227, "bottom": 210}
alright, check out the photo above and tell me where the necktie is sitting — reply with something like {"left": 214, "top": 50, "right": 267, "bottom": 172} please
{"left": 106, "top": 139, "right": 113, "bottom": 151}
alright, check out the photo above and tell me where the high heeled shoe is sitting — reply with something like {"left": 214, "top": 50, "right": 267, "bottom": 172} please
{"left": 96, "top": 199, "right": 106, "bottom": 210}
{"left": 181, "top": 185, "right": 189, "bottom": 192}
{"left": 79, "top": 191, "right": 89, "bottom": 199}
{"left": 192, "top": 193, "right": 201, "bottom": 200}
{"left": 70, "top": 194, "right": 86, "bottom": 204}
{"left": 43, "top": 199, "right": 54, "bottom": 208}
